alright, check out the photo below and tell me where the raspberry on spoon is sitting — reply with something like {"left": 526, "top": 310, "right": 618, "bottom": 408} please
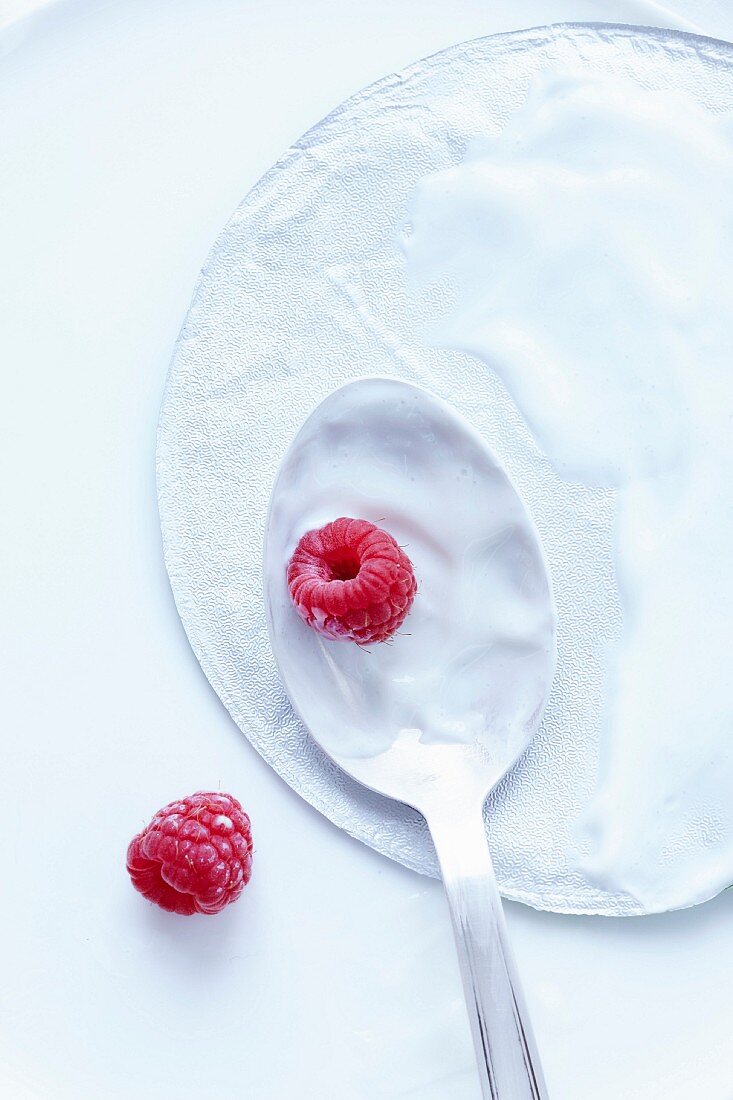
{"left": 286, "top": 517, "right": 417, "bottom": 644}
{"left": 127, "top": 792, "right": 253, "bottom": 915}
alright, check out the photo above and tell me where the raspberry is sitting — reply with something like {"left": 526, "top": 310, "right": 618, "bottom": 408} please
{"left": 126, "top": 792, "right": 253, "bottom": 915}
{"left": 287, "top": 517, "right": 417, "bottom": 644}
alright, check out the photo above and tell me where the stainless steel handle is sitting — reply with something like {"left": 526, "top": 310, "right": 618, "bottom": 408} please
{"left": 427, "top": 801, "right": 549, "bottom": 1100}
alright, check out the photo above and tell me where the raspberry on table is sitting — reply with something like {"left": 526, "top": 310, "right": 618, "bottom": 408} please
{"left": 126, "top": 792, "right": 253, "bottom": 915}
{"left": 286, "top": 517, "right": 417, "bottom": 644}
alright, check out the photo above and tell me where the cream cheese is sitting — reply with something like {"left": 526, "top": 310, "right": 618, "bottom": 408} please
{"left": 404, "top": 72, "right": 733, "bottom": 911}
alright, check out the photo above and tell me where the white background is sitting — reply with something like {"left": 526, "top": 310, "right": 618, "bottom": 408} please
{"left": 2, "top": 2, "right": 733, "bottom": 1098}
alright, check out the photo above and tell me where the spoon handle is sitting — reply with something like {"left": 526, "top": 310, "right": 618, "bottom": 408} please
{"left": 427, "top": 802, "right": 549, "bottom": 1100}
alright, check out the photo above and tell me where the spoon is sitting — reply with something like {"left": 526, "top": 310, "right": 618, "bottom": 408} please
{"left": 264, "top": 378, "right": 556, "bottom": 1099}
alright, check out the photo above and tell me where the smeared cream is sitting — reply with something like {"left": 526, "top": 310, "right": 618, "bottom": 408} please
{"left": 404, "top": 72, "right": 733, "bottom": 911}
{"left": 265, "top": 379, "right": 555, "bottom": 767}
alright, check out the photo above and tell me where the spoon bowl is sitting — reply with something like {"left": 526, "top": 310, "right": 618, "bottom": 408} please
{"left": 265, "top": 378, "right": 556, "bottom": 1099}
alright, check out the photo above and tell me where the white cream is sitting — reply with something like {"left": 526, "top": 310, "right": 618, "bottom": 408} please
{"left": 265, "top": 378, "right": 555, "bottom": 768}
{"left": 404, "top": 72, "right": 733, "bottom": 911}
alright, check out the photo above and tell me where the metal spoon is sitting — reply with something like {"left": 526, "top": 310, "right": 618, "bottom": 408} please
{"left": 264, "top": 378, "right": 556, "bottom": 1099}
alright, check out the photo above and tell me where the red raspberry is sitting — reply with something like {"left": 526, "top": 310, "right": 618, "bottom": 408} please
{"left": 287, "top": 517, "right": 417, "bottom": 644}
{"left": 126, "top": 792, "right": 253, "bottom": 915}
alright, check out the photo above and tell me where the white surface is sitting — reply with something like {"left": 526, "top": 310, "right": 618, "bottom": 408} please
{"left": 1, "top": 2, "right": 732, "bottom": 1099}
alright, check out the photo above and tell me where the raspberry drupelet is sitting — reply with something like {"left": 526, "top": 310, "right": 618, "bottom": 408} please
{"left": 286, "top": 517, "right": 417, "bottom": 645}
{"left": 126, "top": 791, "right": 253, "bottom": 915}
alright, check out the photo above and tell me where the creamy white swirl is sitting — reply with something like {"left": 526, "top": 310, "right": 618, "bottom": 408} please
{"left": 405, "top": 72, "right": 733, "bottom": 911}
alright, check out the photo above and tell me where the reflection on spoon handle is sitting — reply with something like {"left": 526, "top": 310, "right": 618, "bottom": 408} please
{"left": 428, "top": 802, "right": 549, "bottom": 1100}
